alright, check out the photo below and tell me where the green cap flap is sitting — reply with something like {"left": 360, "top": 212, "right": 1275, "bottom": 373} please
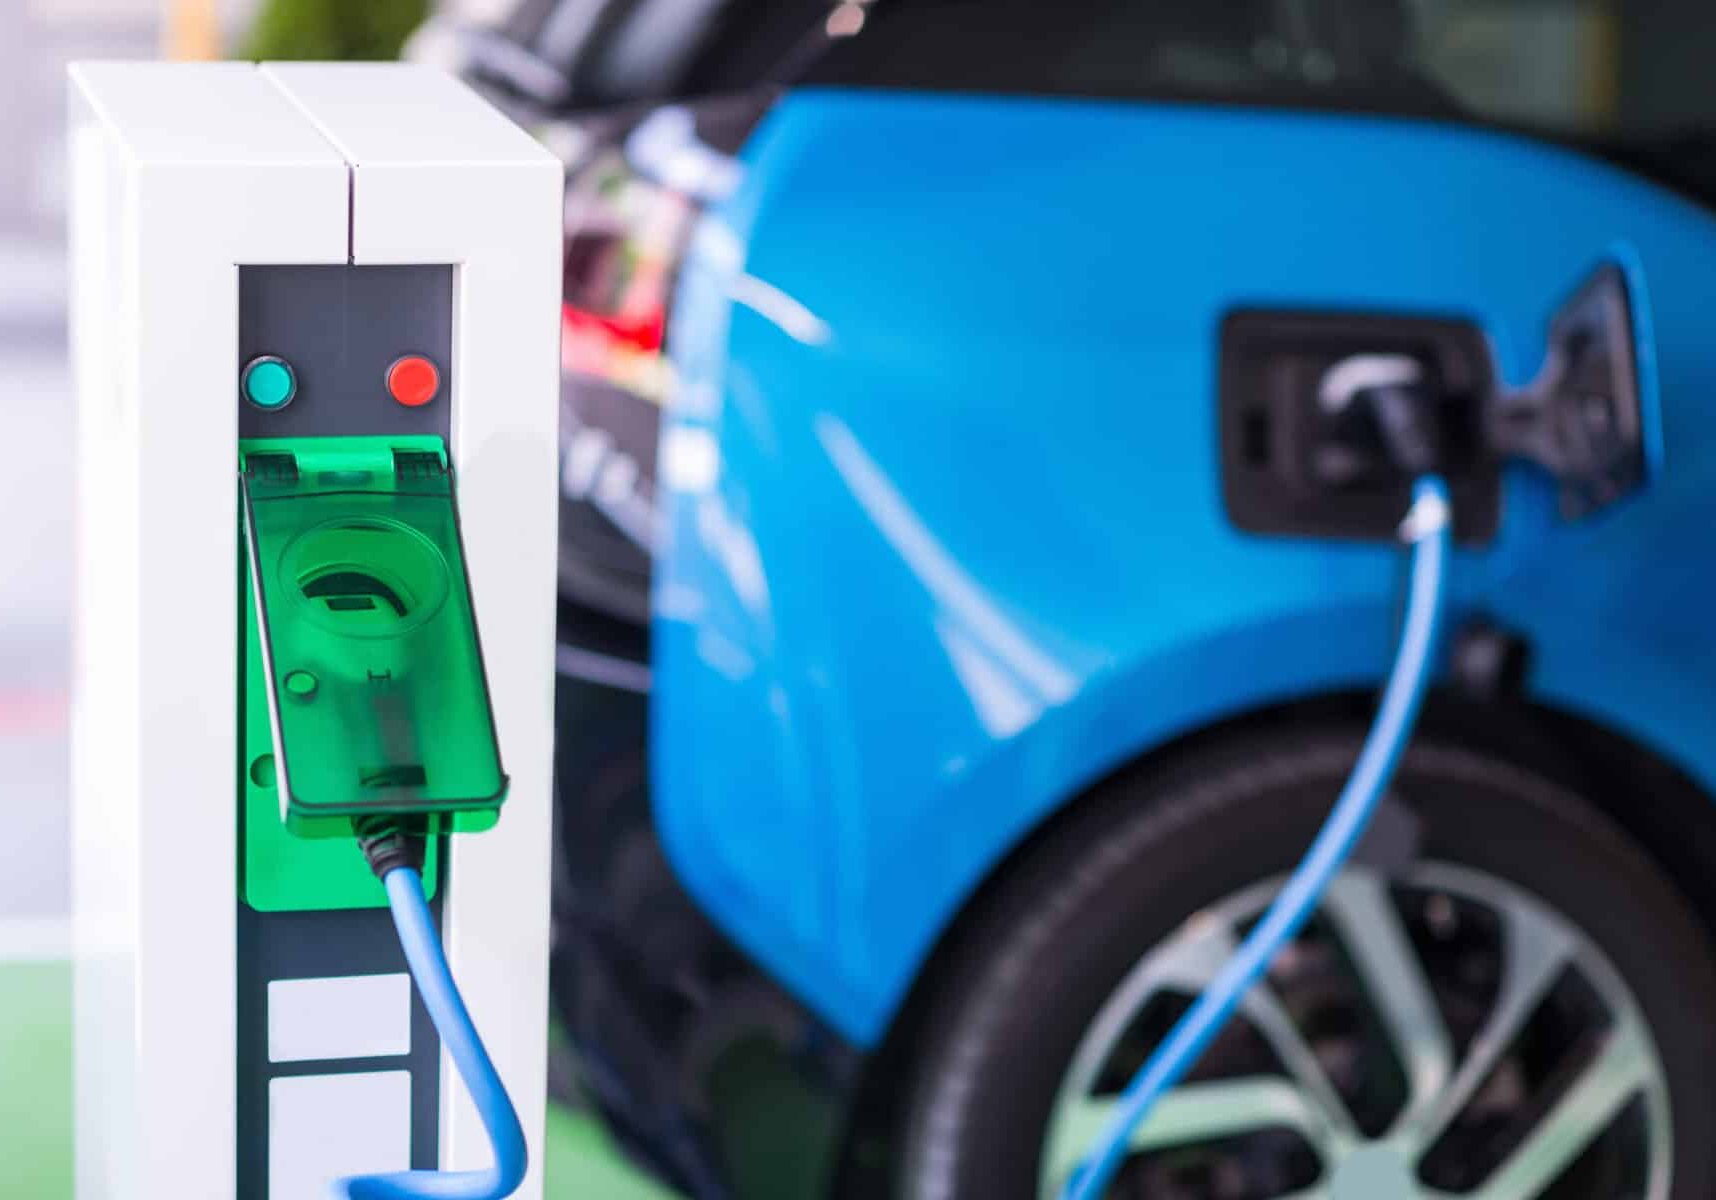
{"left": 242, "top": 439, "right": 507, "bottom": 833}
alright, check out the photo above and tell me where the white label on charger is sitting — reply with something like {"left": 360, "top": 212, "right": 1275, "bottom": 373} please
{"left": 268, "top": 974, "right": 412, "bottom": 1063}
{"left": 270, "top": 1071, "right": 413, "bottom": 1197}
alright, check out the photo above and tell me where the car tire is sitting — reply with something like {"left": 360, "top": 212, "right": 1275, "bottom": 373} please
{"left": 894, "top": 730, "right": 1716, "bottom": 1199}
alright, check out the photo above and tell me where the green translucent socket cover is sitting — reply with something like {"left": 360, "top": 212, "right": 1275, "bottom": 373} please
{"left": 241, "top": 437, "right": 507, "bottom": 836}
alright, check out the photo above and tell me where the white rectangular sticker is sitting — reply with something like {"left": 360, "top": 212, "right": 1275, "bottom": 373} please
{"left": 268, "top": 974, "right": 411, "bottom": 1063}
{"left": 270, "top": 1071, "right": 412, "bottom": 1198}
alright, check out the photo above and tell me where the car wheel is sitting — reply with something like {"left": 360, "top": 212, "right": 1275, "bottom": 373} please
{"left": 895, "top": 731, "right": 1716, "bottom": 1199}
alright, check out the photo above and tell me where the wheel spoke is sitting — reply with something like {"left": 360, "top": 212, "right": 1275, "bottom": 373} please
{"left": 1242, "top": 981, "right": 1362, "bottom": 1148}
{"left": 1471, "top": 1018, "right": 1652, "bottom": 1199}
{"left": 1041, "top": 1078, "right": 1327, "bottom": 1192}
{"left": 1148, "top": 916, "right": 1360, "bottom": 1146}
{"left": 1321, "top": 871, "right": 1453, "bottom": 1132}
{"left": 1406, "top": 894, "right": 1574, "bottom": 1151}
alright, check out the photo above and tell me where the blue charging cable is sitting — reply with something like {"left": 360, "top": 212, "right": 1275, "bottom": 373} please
{"left": 334, "top": 866, "right": 529, "bottom": 1200}
{"left": 1062, "top": 474, "right": 1453, "bottom": 1200}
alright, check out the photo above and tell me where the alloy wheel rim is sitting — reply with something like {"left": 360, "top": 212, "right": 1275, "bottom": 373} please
{"left": 1039, "top": 862, "right": 1672, "bottom": 1199}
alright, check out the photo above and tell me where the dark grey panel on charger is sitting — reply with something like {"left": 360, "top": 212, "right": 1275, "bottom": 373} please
{"left": 239, "top": 265, "right": 453, "bottom": 439}
{"left": 236, "top": 896, "right": 447, "bottom": 1192}
{"left": 236, "top": 263, "right": 455, "bottom": 1194}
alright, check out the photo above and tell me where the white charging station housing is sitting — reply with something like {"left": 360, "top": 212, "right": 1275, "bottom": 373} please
{"left": 69, "top": 62, "right": 561, "bottom": 1199}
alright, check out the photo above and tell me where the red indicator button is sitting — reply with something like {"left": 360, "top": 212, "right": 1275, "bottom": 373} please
{"left": 386, "top": 355, "right": 440, "bottom": 407}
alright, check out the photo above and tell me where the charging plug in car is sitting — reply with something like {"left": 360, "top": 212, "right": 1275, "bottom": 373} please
{"left": 1315, "top": 352, "right": 1444, "bottom": 481}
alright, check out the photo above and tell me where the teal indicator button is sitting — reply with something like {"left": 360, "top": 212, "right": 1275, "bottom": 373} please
{"left": 242, "top": 355, "right": 297, "bottom": 410}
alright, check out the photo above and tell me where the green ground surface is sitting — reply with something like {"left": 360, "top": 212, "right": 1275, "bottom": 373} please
{"left": 0, "top": 959, "right": 677, "bottom": 1198}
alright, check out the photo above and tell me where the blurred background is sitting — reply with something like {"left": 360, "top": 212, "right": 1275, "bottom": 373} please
{"left": 0, "top": 6, "right": 157, "bottom": 1187}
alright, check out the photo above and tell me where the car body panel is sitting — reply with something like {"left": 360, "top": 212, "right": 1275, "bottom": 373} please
{"left": 652, "top": 86, "right": 1716, "bottom": 1047}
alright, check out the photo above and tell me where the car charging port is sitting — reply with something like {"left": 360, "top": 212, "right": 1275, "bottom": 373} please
{"left": 1220, "top": 265, "right": 1646, "bottom": 543}
{"left": 1220, "top": 310, "right": 1500, "bottom": 543}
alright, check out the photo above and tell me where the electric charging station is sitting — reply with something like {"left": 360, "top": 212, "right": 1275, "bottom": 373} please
{"left": 68, "top": 62, "right": 561, "bottom": 1199}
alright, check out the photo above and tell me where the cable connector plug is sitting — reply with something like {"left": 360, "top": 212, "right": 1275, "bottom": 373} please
{"left": 353, "top": 814, "right": 427, "bottom": 881}
{"left": 1397, "top": 481, "right": 1452, "bottom": 544}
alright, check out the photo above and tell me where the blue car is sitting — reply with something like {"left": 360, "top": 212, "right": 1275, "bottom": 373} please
{"left": 437, "top": 1, "right": 1716, "bottom": 1195}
